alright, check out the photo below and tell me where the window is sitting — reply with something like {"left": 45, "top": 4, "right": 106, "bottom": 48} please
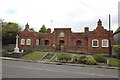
{"left": 92, "top": 39, "right": 99, "bottom": 47}
{"left": 102, "top": 39, "right": 108, "bottom": 47}
{"left": 26, "top": 39, "right": 31, "bottom": 45}
{"left": 60, "top": 32, "right": 64, "bottom": 37}
{"left": 36, "top": 39, "right": 39, "bottom": 45}
{"left": 45, "top": 40, "right": 49, "bottom": 45}
{"left": 21, "top": 39, "right": 25, "bottom": 45}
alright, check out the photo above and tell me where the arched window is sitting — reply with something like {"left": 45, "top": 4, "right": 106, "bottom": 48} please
{"left": 76, "top": 40, "right": 82, "bottom": 47}
{"left": 36, "top": 39, "right": 40, "bottom": 45}
{"left": 92, "top": 39, "right": 99, "bottom": 47}
{"left": 21, "top": 39, "right": 25, "bottom": 45}
{"left": 60, "top": 32, "right": 64, "bottom": 37}
{"left": 26, "top": 39, "right": 31, "bottom": 45}
{"left": 45, "top": 40, "right": 49, "bottom": 45}
{"left": 102, "top": 39, "right": 108, "bottom": 47}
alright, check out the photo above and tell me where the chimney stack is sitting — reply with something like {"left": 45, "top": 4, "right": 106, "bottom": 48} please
{"left": 84, "top": 27, "right": 89, "bottom": 32}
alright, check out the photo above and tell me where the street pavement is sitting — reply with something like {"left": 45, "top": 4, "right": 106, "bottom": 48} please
{"left": 2, "top": 60, "right": 119, "bottom": 78}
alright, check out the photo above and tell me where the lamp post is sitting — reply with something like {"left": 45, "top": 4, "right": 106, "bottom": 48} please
{"left": 109, "top": 14, "right": 112, "bottom": 57}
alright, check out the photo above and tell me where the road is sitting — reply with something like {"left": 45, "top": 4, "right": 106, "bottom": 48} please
{"left": 2, "top": 60, "right": 119, "bottom": 78}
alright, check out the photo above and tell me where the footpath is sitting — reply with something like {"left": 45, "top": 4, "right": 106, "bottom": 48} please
{"left": 0, "top": 57, "right": 119, "bottom": 70}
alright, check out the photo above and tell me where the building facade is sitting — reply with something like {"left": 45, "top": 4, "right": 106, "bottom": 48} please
{"left": 18, "top": 19, "right": 113, "bottom": 54}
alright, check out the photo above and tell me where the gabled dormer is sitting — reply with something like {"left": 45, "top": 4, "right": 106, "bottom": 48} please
{"left": 93, "top": 19, "right": 108, "bottom": 35}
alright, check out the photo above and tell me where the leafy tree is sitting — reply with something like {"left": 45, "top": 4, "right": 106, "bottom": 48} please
{"left": 113, "top": 45, "right": 120, "bottom": 59}
{"left": 39, "top": 24, "right": 47, "bottom": 33}
{"left": 2, "top": 22, "right": 22, "bottom": 45}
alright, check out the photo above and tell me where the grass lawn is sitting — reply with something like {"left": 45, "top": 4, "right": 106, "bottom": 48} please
{"left": 22, "top": 52, "right": 48, "bottom": 61}
{"left": 50, "top": 53, "right": 61, "bottom": 62}
{"left": 106, "top": 57, "right": 120, "bottom": 67}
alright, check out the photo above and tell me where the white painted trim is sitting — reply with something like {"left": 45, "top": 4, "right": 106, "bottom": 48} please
{"left": 102, "top": 39, "right": 109, "bottom": 47}
{"left": 21, "top": 39, "right": 25, "bottom": 45}
{"left": 26, "top": 39, "right": 31, "bottom": 45}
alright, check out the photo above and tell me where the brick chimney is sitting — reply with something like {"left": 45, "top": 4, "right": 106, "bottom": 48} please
{"left": 84, "top": 27, "right": 89, "bottom": 32}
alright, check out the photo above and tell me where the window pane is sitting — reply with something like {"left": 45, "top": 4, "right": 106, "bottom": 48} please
{"left": 102, "top": 40, "right": 108, "bottom": 47}
{"left": 92, "top": 40, "right": 98, "bottom": 47}
{"left": 27, "top": 39, "right": 31, "bottom": 45}
{"left": 93, "top": 41, "right": 97, "bottom": 46}
{"left": 21, "top": 39, "right": 25, "bottom": 45}
{"left": 36, "top": 39, "right": 39, "bottom": 45}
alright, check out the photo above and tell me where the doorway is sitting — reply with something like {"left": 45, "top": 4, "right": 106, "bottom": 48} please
{"left": 59, "top": 40, "right": 64, "bottom": 51}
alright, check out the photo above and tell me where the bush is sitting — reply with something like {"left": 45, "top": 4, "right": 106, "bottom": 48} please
{"left": 77, "top": 55, "right": 86, "bottom": 64}
{"left": 71, "top": 54, "right": 78, "bottom": 63}
{"left": 83, "top": 55, "right": 97, "bottom": 65}
{"left": 113, "top": 45, "right": 120, "bottom": 59}
{"left": 92, "top": 54, "right": 107, "bottom": 63}
{"left": 57, "top": 54, "right": 71, "bottom": 62}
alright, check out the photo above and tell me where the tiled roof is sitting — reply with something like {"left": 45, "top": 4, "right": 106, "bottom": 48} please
{"left": 114, "top": 27, "right": 120, "bottom": 35}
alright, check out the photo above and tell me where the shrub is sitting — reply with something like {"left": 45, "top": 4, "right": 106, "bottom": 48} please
{"left": 57, "top": 54, "right": 71, "bottom": 62}
{"left": 83, "top": 55, "right": 97, "bottom": 65}
{"left": 71, "top": 54, "right": 78, "bottom": 63}
{"left": 92, "top": 54, "right": 107, "bottom": 63}
{"left": 77, "top": 55, "right": 86, "bottom": 64}
{"left": 113, "top": 45, "right": 120, "bottom": 59}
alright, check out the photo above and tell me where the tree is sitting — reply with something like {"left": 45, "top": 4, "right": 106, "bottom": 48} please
{"left": 2, "top": 22, "right": 22, "bottom": 45}
{"left": 39, "top": 24, "right": 47, "bottom": 34}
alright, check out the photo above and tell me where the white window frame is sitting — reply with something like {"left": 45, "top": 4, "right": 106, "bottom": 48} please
{"left": 26, "top": 39, "right": 31, "bottom": 45}
{"left": 92, "top": 39, "right": 99, "bottom": 47}
{"left": 36, "top": 39, "right": 39, "bottom": 45}
{"left": 102, "top": 39, "right": 109, "bottom": 47}
{"left": 21, "top": 39, "right": 25, "bottom": 45}
{"left": 60, "top": 32, "right": 64, "bottom": 37}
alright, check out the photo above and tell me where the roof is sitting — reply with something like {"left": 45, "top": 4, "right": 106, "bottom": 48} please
{"left": 114, "top": 27, "right": 120, "bottom": 35}
{"left": 54, "top": 28, "right": 71, "bottom": 30}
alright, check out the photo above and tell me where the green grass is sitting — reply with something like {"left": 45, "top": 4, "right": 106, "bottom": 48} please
{"left": 22, "top": 52, "right": 48, "bottom": 61}
{"left": 50, "top": 53, "right": 61, "bottom": 62}
{"left": 106, "top": 57, "right": 120, "bottom": 67}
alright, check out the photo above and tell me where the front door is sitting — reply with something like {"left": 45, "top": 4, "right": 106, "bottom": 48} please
{"left": 59, "top": 40, "right": 64, "bottom": 51}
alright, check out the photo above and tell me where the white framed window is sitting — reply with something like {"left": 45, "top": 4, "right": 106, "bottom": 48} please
{"left": 21, "top": 39, "right": 25, "bottom": 45}
{"left": 60, "top": 32, "right": 64, "bottom": 37}
{"left": 92, "top": 39, "right": 99, "bottom": 47}
{"left": 102, "top": 39, "right": 109, "bottom": 47}
{"left": 26, "top": 39, "right": 31, "bottom": 45}
{"left": 36, "top": 39, "right": 39, "bottom": 45}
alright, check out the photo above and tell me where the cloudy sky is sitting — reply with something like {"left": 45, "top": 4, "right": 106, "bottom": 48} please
{"left": 0, "top": 0, "right": 119, "bottom": 32}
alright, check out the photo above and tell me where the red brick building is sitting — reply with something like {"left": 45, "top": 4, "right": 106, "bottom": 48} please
{"left": 18, "top": 19, "right": 113, "bottom": 54}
